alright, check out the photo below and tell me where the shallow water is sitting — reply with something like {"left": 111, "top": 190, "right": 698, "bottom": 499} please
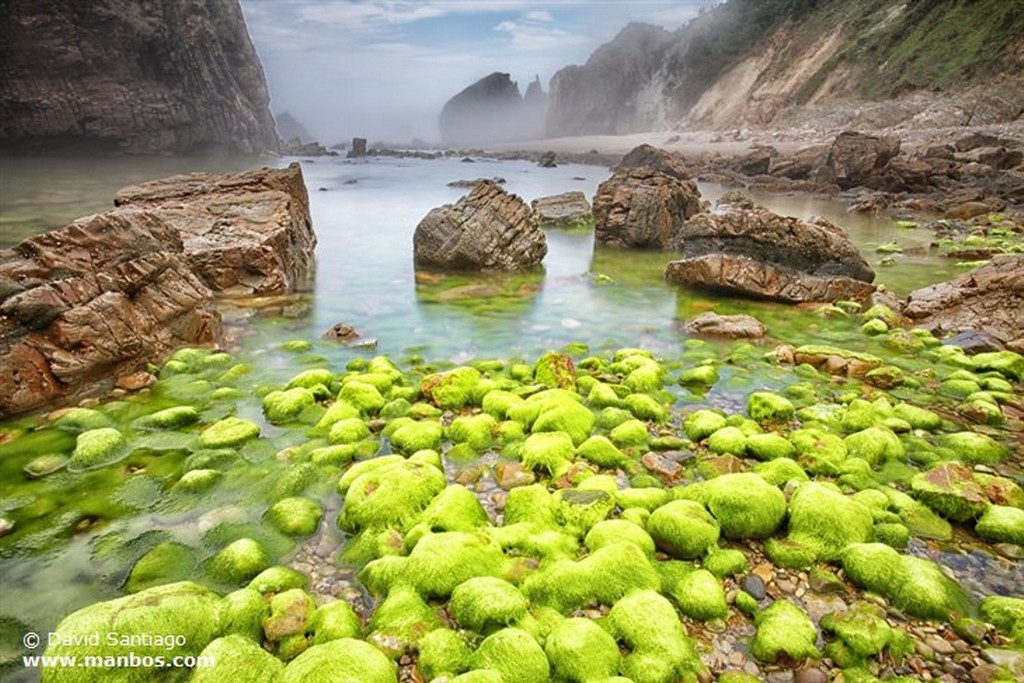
{"left": 0, "top": 154, "right": 1016, "bottom": 672}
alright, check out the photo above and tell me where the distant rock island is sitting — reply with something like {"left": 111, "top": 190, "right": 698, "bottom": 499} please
{"left": 276, "top": 112, "right": 314, "bottom": 144}
{"left": 0, "top": 0, "right": 279, "bottom": 155}
{"left": 439, "top": 72, "right": 547, "bottom": 147}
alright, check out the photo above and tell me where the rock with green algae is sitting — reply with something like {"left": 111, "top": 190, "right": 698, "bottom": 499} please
{"left": 53, "top": 407, "right": 114, "bottom": 433}
{"left": 577, "top": 434, "right": 631, "bottom": 469}
{"left": 892, "top": 403, "right": 943, "bottom": 431}
{"left": 221, "top": 587, "right": 268, "bottom": 642}
{"left": 910, "top": 462, "right": 990, "bottom": 522}
{"left": 487, "top": 523, "right": 577, "bottom": 562}
{"left": 470, "top": 628, "right": 550, "bottom": 683}
{"left": 530, "top": 397, "right": 596, "bottom": 447}
{"left": 884, "top": 489, "right": 952, "bottom": 541}
{"left": 609, "top": 418, "right": 650, "bottom": 450}
{"left": 287, "top": 367, "right": 336, "bottom": 391}
{"left": 407, "top": 484, "right": 490, "bottom": 541}
{"left": 821, "top": 603, "right": 913, "bottom": 668}
{"left": 586, "top": 381, "right": 625, "bottom": 409}
{"left": 679, "top": 364, "right": 719, "bottom": 387}
{"left": 249, "top": 566, "right": 308, "bottom": 594}
{"left": 745, "top": 432, "right": 795, "bottom": 461}
{"left": 980, "top": 596, "right": 1024, "bottom": 644}
{"left": 534, "top": 351, "right": 577, "bottom": 390}
{"left": 873, "top": 522, "right": 910, "bottom": 548}
{"left": 747, "top": 391, "right": 795, "bottom": 424}
{"left": 843, "top": 427, "right": 905, "bottom": 467}
{"left": 970, "top": 350, "right": 1024, "bottom": 381}
{"left": 606, "top": 590, "right": 704, "bottom": 683}
{"left": 553, "top": 488, "right": 615, "bottom": 537}
{"left": 707, "top": 425, "right": 747, "bottom": 455}
{"left": 717, "top": 674, "right": 761, "bottom": 683}
{"left": 124, "top": 542, "right": 196, "bottom": 593}
{"left": 368, "top": 583, "right": 444, "bottom": 656}
{"left": 647, "top": 499, "right": 721, "bottom": 559}
{"left": 522, "top": 541, "right": 660, "bottom": 612}
{"left": 338, "top": 460, "right": 445, "bottom": 532}
{"left": 449, "top": 577, "right": 528, "bottom": 633}
{"left": 41, "top": 582, "right": 224, "bottom": 682}
{"left": 769, "top": 482, "right": 873, "bottom": 568}
{"left": 753, "top": 458, "right": 809, "bottom": 486}
{"left": 132, "top": 405, "right": 200, "bottom": 430}
{"left": 791, "top": 427, "right": 848, "bottom": 475}
{"left": 625, "top": 392, "right": 668, "bottom": 422}
{"left": 841, "top": 543, "right": 972, "bottom": 620}
{"left": 417, "top": 628, "right": 473, "bottom": 680}
{"left": 309, "top": 400, "right": 361, "bottom": 436}
{"left": 683, "top": 410, "right": 727, "bottom": 441}
{"left": 624, "top": 364, "right": 664, "bottom": 393}
{"left": 585, "top": 519, "right": 656, "bottom": 556}
{"left": 703, "top": 547, "right": 748, "bottom": 578}
{"left": 328, "top": 417, "right": 371, "bottom": 444}
{"left": 616, "top": 487, "right": 671, "bottom": 511}
{"left": 338, "top": 380, "right": 387, "bottom": 415}
{"left": 390, "top": 420, "right": 443, "bottom": 454}
{"left": 502, "top": 483, "right": 556, "bottom": 526}
{"left": 672, "top": 568, "right": 728, "bottom": 621}
{"left": 207, "top": 538, "right": 271, "bottom": 586}
{"left": 678, "top": 473, "right": 787, "bottom": 540}
{"left": 265, "top": 497, "right": 323, "bottom": 537}
{"left": 263, "top": 387, "right": 317, "bottom": 424}
{"left": 545, "top": 617, "right": 622, "bottom": 682}
{"left": 520, "top": 431, "right": 576, "bottom": 475}
{"left": 173, "top": 468, "right": 220, "bottom": 493}
{"left": 199, "top": 416, "right": 260, "bottom": 449}
{"left": 191, "top": 635, "right": 284, "bottom": 683}
{"left": 420, "top": 366, "right": 482, "bottom": 410}
{"left": 937, "top": 431, "right": 1009, "bottom": 465}
{"left": 310, "top": 599, "right": 362, "bottom": 644}
{"left": 263, "top": 588, "right": 315, "bottom": 645}
{"left": 449, "top": 413, "right": 498, "bottom": 451}
{"left": 975, "top": 505, "right": 1024, "bottom": 545}
{"left": 281, "top": 638, "right": 397, "bottom": 683}
{"left": 69, "top": 427, "right": 127, "bottom": 471}
{"left": 751, "top": 599, "right": 820, "bottom": 663}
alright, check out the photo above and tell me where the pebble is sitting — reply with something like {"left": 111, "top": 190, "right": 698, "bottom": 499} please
{"left": 741, "top": 574, "right": 766, "bottom": 600}
{"left": 925, "top": 635, "right": 956, "bottom": 656}
{"left": 776, "top": 579, "right": 797, "bottom": 594}
{"left": 0, "top": 517, "right": 13, "bottom": 537}
{"left": 793, "top": 669, "right": 828, "bottom": 683}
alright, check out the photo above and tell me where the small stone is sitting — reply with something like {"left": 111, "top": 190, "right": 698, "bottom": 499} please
{"left": 115, "top": 371, "right": 156, "bottom": 391}
{"left": 492, "top": 461, "right": 535, "bottom": 489}
{"left": 793, "top": 669, "right": 828, "bottom": 683}
{"left": 925, "top": 635, "right": 956, "bottom": 656}
{"left": 742, "top": 574, "right": 766, "bottom": 600}
{"left": 0, "top": 517, "right": 13, "bottom": 537}
{"left": 777, "top": 579, "right": 797, "bottom": 594}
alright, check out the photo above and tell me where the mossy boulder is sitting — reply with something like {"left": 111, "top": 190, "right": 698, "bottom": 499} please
{"left": 470, "top": 628, "right": 550, "bottom": 683}
{"left": 844, "top": 427, "right": 905, "bottom": 467}
{"left": 553, "top": 488, "right": 615, "bottom": 537}
{"left": 449, "top": 414, "right": 498, "bottom": 451}
{"left": 753, "top": 458, "right": 808, "bottom": 486}
{"left": 609, "top": 418, "right": 650, "bottom": 450}
{"left": 328, "top": 417, "right": 371, "bottom": 444}
{"left": 69, "top": 427, "right": 127, "bottom": 471}
{"left": 746, "top": 432, "right": 795, "bottom": 461}
{"left": 449, "top": 577, "right": 528, "bottom": 633}
{"left": 577, "top": 435, "right": 630, "bottom": 469}
{"left": 820, "top": 603, "right": 912, "bottom": 667}
{"left": 979, "top": 596, "right": 1024, "bottom": 645}
{"left": 625, "top": 392, "right": 668, "bottom": 422}
{"left": 606, "top": 590, "right": 703, "bottom": 683}
{"left": 680, "top": 473, "right": 787, "bottom": 540}
{"left": 703, "top": 547, "right": 748, "bottom": 578}
{"left": 263, "top": 387, "right": 317, "bottom": 424}
{"left": 707, "top": 426, "right": 747, "bottom": 455}
{"left": 191, "top": 635, "right": 285, "bottom": 683}
{"left": 367, "top": 583, "right": 444, "bottom": 656}
{"left": 534, "top": 351, "right": 577, "bottom": 390}
{"left": 975, "top": 505, "right": 1024, "bottom": 545}
{"left": 545, "top": 617, "right": 621, "bottom": 682}
{"left": 221, "top": 587, "right": 269, "bottom": 642}
{"left": 54, "top": 407, "right": 114, "bottom": 433}
{"left": 174, "top": 468, "right": 221, "bottom": 493}
{"left": 124, "top": 542, "right": 197, "bottom": 593}
{"left": 885, "top": 489, "right": 953, "bottom": 541}
{"left": 249, "top": 566, "right": 309, "bottom": 594}
{"left": 338, "top": 460, "right": 446, "bottom": 532}
{"left": 938, "top": 431, "right": 1009, "bottom": 465}
{"left": 679, "top": 364, "right": 719, "bottom": 387}
{"left": 207, "top": 538, "right": 271, "bottom": 586}
{"left": 647, "top": 499, "right": 721, "bottom": 559}
{"left": 910, "top": 462, "right": 990, "bottom": 522}
{"left": 751, "top": 599, "right": 820, "bottom": 663}
{"left": 200, "top": 417, "right": 260, "bottom": 448}
{"left": 132, "top": 405, "right": 200, "bottom": 430}
{"left": 774, "top": 482, "right": 873, "bottom": 566}
{"left": 310, "top": 600, "right": 362, "bottom": 644}
{"left": 747, "top": 391, "right": 795, "bottom": 424}
{"left": 791, "top": 428, "right": 848, "bottom": 475}
{"left": 263, "top": 588, "right": 315, "bottom": 644}
{"left": 421, "top": 367, "right": 482, "bottom": 410}
{"left": 683, "top": 410, "right": 727, "bottom": 441}
{"left": 521, "top": 431, "right": 576, "bottom": 476}
{"left": 266, "top": 497, "right": 324, "bottom": 537}
{"left": 281, "top": 638, "right": 397, "bottom": 683}
{"left": 585, "top": 519, "right": 656, "bottom": 557}
{"left": 672, "top": 568, "right": 728, "bottom": 621}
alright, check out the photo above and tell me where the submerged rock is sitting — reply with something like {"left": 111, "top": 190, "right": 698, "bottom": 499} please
{"left": 531, "top": 191, "right": 593, "bottom": 228}
{"left": 414, "top": 180, "right": 547, "bottom": 271}
{"left": 681, "top": 311, "right": 767, "bottom": 338}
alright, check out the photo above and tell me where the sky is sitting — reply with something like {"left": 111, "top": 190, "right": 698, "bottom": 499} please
{"left": 240, "top": 0, "right": 719, "bottom": 145}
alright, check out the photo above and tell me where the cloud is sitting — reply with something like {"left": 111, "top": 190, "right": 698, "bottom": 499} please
{"left": 524, "top": 9, "right": 554, "bottom": 22}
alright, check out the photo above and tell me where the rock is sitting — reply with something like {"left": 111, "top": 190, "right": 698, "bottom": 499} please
{"left": 0, "top": 1, "right": 278, "bottom": 155}
{"left": 905, "top": 255, "right": 1024, "bottom": 351}
{"left": 537, "top": 151, "right": 558, "bottom": 168}
{"left": 348, "top": 137, "right": 367, "bottom": 158}
{"left": 956, "top": 146, "right": 1023, "bottom": 170}
{"left": 666, "top": 207, "right": 875, "bottom": 303}
{"left": 531, "top": 192, "right": 592, "bottom": 228}
{"left": 681, "top": 312, "right": 766, "bottom": 338}
{"left": 447, "top": 176, "right": 507, "bottom": 188}
{"left": 617, "top": 144, "right": 693, "bottom": 180}
{"left": 321, "top": 322, "right": 363, "bottom": 343}
{"left": 113, "top": 163, "right": 315, "bottom": 296}
{"left": 414, "top": 180, "right": 546, "bottom": 271}
{"left": 439, "top": 72, "right": 544, "bottom": 146}
{"left": 593, "top": 167, "right": 703, "bottom": 248}
{"left": 822, "top": 131, "right": 901, "bottom": 189}
{"left": 0, "top": 209, "right": 220, "bottom": 417}
{"left": 943, "top": 329, "right": 1006, "bottom": 354}
{"left": 742, "top": 575, "right": 767, "bottom": 601}
{"left": 734, "top": 147, "right": 775, "bottom": 176}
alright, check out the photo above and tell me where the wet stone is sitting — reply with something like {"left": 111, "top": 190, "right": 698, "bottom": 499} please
{"left": 742, "top": 574, "right": 767, "bottom": 600}
{"left": 793, "top": 669, "right": 828, "bottom": 683}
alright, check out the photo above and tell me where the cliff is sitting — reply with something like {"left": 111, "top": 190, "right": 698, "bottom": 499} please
{"left": 547, "top": 0, "right": 1024, "bottom": 136}
{"left": 439, "top": 72, "right": 546, "bottom": 146}
{"left": 0, "top": 0, "right": 279, "bottom": 155}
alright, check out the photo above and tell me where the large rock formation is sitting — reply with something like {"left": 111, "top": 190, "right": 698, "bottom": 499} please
{"left": 592, "top": 168, "right": 703, "bottom": 249}
{"left": 114, "top": 163, "right": 316, "bottom": 296}
{"left": 665, "top": 208, "right": 875, "bottom": 303}
{"left": 0, "top": 0, "right": 279, "bottom": 155}
{"left": 0, "top": 211, "right": 220, "bottom": 416}
{"left": 439, "top": 73, "right": 546, "bottom": 146}
{"left": 276, "top": 112, "right": 313, "bottom": 144}
{"left": 904, "top": 254, "right": 1024, "bottom": 352}
{"left": 822, "top": 132, "right": 901, "bottom": 190}
{"left": 414, "top": 180, "right": 546, "bottom": 271}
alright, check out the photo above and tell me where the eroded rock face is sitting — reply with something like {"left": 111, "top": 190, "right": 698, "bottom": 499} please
{"left": 617, "top": 144, "right": 692, "bottom": 180}
{"left": 414, "top": 180, "right": 547, "bottom": 271}
{"left": 0, "top": 0, "right": 278, "bottom": 155}
{"left": 905, "top": 254, "right": 1024, "bottom": 352}
{"left": 593, "top": 168, "right": 703, "bottom": 249}
{"left": 665, "top": 208, "right": 875, "bottom": 303}
{"left": 114, "top": 163, "right": 315, "bottom": 296}
{"left": 823, "top": 131, "right": 901, "bottom": 190}
{"left": 0, "top": 211, "right": 220, "bottom": 416}
{"left": 531, "top": 192, "right": 592, "bottom": 228}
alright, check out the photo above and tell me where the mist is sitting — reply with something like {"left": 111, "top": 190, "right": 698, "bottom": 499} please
{"left": 239, "top": 1, "right": 717, "bottom": 146}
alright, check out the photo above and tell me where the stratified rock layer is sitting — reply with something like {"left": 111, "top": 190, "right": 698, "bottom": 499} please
{"left": 905, "top": 254, "right": 1024, "bottom": 352}
{"left": 414, "top": 180, "right": 547, "bottom": 271}
{"left": 0, "top": 0, "right": 278, "bottom": 154}
{"left": 593, "top": 168, "right": 703, "bottom": 249}
{"left": 114, "top": 163, "right": 316, "bottom": 296}
{"left": 531, "top": 192, "right": 592, "bottom": 228}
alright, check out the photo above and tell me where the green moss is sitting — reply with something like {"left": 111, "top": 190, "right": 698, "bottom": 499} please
{"left": 413, "top": 484, "right": 490, "bottom": 534}
{"left": 821, "top": 603, "right": 912, "bottom": 667}
{"left": 449, "top": 577, "right": 528, "bottom": 633}
{"left": 200, "top": 417, "right": 260, "bottom": 449}
{"left": 545, "top": 617, "right": 621, "bottom": 681}
{"left": 844, "top": 427, "right": 905, "bottom": 467}
{"left": 624, "top": 393, "right": 668, "bottom": 422}
{"left": 679, "top": 364, "right": 719, "bottom": 387}
{"left": 970, "top": 350, "right": 1024, "bottom": 381}
{"left": 174, "top": 468, "right": 221, "bottom": 493}
{"left": 420, "top": 367, "right": 482, "bottom": 410}
{"left": 648, "top": 499, "right": 720, "bottom": 559}
{"left": 885, "top": 489, "right": 953, "bottom": 541}
{"left": 873, "top": 522, "right": 910, "bottom": 548}
{"left": 910, "top": 462, "right": 989, "bottom": 522}
{"left": 751, "top": 599, "right": 820, "bottom": 663}
{"left": 124, "top": 542, "right": 196, "bottom": 593}
{"left": 576, "top": 435, "right": 630, "bottom": 469}
{"left": 979, "top": 596, "right": 1024, "bottom": 644}
{"left": 390, "top": 420, "right": 443, "bottom": 455}
{"left": 585, "top": 519, "right": 656, "bottom": 556}
{"left": 328, "top": 417, "right": 371, "bottom": 444}
{"left": 308, "top": 600, "right": 362, "bottom": 645}
{"left": 707, "top": 426, "right": 747, "bottom": 455}
{"left": 745, "top": 432, "right": 795, "bottom": 461}
{"left": 339, "top": 380, "right": 387, "bottom": 415}
{"left": 783, "top": 482, "right": 874, "bottom": 564}
{"left": 680, "top": 473, "right": 787, "bottom": 540}
{"left": 792, "top": 428, "right": 848, "bottom": 475}
{"left": 191, "top": 635, "right": 284, "bottom": 683}
{"left": 703, "top": 547, "right": 748, "bottom": 578}
{"left": 263, "top": 387, "right": 317, "bottom": 424}
{"left": 53, "top": 407, "right": 115, "bottom": 433}
{"left": 609, "top": 418, "right": 650, "bottom": 449}
{"left": 753, "top": 457, "right": 808, "bottom": 486}
{"left": 975, "top": 505, "right": 1024, "bottom": 545}
{"left": 207, "top": 538, "right": 271, "bottom": 586}
{"left": 747, "top": 391, "right": 795, "bottom": 424}
{"left": 534, "top": 351, "right": 577, "bottom": 390}
{"left": 417, "top": 628, "right": 473, "bottom": 680}
{"left": 683, "top": 410, "right": 727, "bottom": 441}
{"left": 69, "top": 427, "right": 127, "bottom": 471}
{"left": 938, "top": 431, "right": 1008, "bottom": 465}
{"left": 735, "top": 591, "right": 760, "bottom": 619}
{"left": 266, "top": 497, "right": 324, "bottom": 537}
{"left": 672, "top": 568, "right": 728, "bottom": 621}
{"left": 249, "top": 566, "right": 308, "bottom": 594}
{"left": 221, "top": 587, "right": 268, "bottom": 641}
{"left": 616, "top": 487, "right": 670, "bottom": 511}
{"left": 470, "top": 628, "right": 550, "bottom": 683}
{"left": 264, "top": 588, "right": 315, "bottom": 645}
{"left": 338, "top": 460, "right": 445, "bottom": 532}
{"left": 132, "top": 406, "right": 200, "bottom": 430}
{"left": 392, "top": 531, "right": 512, "bottom": 598}
{"left": 282, "top": 638, "right": 397, "bottom": 683}
{"left": 521, "top": 431, "right": 576, "bottom": 476}
{"left": 368, "top": 583, "right": 444, "bottom": 656}
{"left": 449, "top": 414, "right": 498, "bottom": 451}
{"left": 606, "top": 590, "right": 703, "bottom": 683}
{"left": 553, "top": 488, "right": 615, "bottom": 537}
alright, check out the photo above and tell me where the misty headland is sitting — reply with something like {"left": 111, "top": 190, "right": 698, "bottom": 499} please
{"left": 1, "top": 2, "right": 1024, "bottom": 683}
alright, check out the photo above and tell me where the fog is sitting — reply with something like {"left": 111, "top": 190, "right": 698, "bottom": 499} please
{"left": 239, "top": 1, "right": 718, "bottom": 147}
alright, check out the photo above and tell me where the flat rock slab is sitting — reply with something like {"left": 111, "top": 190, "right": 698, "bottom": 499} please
{"left": 682, "top": 311, "right": 767, "bottom": 338}
{"left": 531, "top": 191, "right": 592, "bottom": 227}
{"left": 414, "top": 180, "right": 547, "bottom": 271}
{"left": 115, "top": 163, "right": 315, "bottom": 296}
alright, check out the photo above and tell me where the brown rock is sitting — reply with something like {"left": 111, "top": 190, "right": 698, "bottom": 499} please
{"left": 945, "top": 202, "right": 994, "bottom": 220}
{"left": 414, "top": 180, "right": 546, "bottom": 271}
{"left": 682, "top": 312, "right": 767, "bottom": 338}
{"left": 113, "top": 163, "right": 315, "bottom": 297}
{"left": 822, "top": 131, "right": 901, "bottom": 189}
{"left": 770, "top": 146, "right": 827, "bottom": 181}
{"left": 616, "top": 144, "right": 692, "bottom": 180}
{"left": 734, "top": 146, "right": 775, "bottom": 176}
{"left": 531, "top": 191, "right": 592, "bottom": 227}
{"left": 321, "top": 323, "right": 362, "bottom": 343}
{"left": 593, "top": 167, "right": 703, "bottom": 249}
{"left": 904, "top": 254, "right": 1024, "bottom": 350}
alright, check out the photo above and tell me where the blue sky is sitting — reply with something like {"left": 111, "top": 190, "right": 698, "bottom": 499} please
{"left": 240, "top": 1, "right": 719, "bottom": 144}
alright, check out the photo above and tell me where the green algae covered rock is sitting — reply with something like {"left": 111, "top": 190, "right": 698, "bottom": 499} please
{"left": 683, "top": 410, "right": 727, "bottom": 441}
{"left": 672, "top": 568, "right": 728, "bottom": 621}
{"left": 577, "top": 434, "right": 630, "bottom": 469}
{"left": 263, "top": 387, "right": 317, "bottom": 424}
{"left": 124, "top": 542, "right": 196, "bottom": 594}
{"left": 841, "top": 543, "right": 972, "bottom": 620}
{"left": 42, "top": 582, "right": 224, "bottom": 682}
{"left": 281, "top": 638, "right": 397, "bottom": 683}
{"left": 844, "top": 427, "right": 905, "bottom": 467}
{"left": 553, "top": 488, "right": 615, "bottom": 537}
{"left": 745, "top": 432, "right": 795, "bottom": 461}
{"left": 221, "top": 587, "right": 268, "bottom": 642}
{"left": 647, "top": 499, "right": 721, "bottom": 559}
{"left": 411, "top": 484, "right": 490, "bottom": 537}
{"left": 191, "top": 634, "right": 285, "bottom": 683}
{"left": 534, "top": 351, "right": 577, "bottom": 390}
{"left": 266, "top": 497, "right": 324, "bottom": 537}
{"left": 287, "top": 368, "right": 336, "bottom": 391}
{"left": 263, "top": 588, "right": 315, "bottom": 644}
{"left": 521, "top": 431, "right": 576, "bottom": 475}
{"left": 885, "top": 489, "right": 953, "bottom": 541}
{"left": 679, "top": 364, "right": 719, "bottom": 387}
{"left": 54, "top": 407, "right": 114, "bottom": 433}
{"left": 979, "top": 596, "right": 1024, "bottom": 644}
{"left": 616, "top": 487, "right": 671, "bottom": 511}
{"left": 747, "top": 391, "right": 795, "bottom": 424}
{"left": 585, "top": 519, "right": 656, "bottom": 556}
{"left": 531, "top": 398, "right": 596, "bottom": 447}
{"left": 938, "top": 431, "right": 1009, "bottom": 465}
{"left": 681, "top": 473, "right": 787, "bottom": 540}
{"left": 200, "top": 416, "right": 260, "bottom": 448}
{"left": 753, "top": 457, "right": 808, "bottom": 486}
{"left": 910, "top": 462, "right": 989, "bottom": 522}
{"left": 893, "top": 403, "right": 943, "bottom": 431}
{"left": 309, "top": 400, "right": 361, "bottom": 436}
{"left": 606, "top": 590, "right": 703, "bottom": 683}
{"left": 975, "top": 505, "right": 1024, "bottom": 545}
{"left": 173, "top": 468, "right": 220, "bottom": 493}
{"left": 328, "top": 417, "right": 371, "bottom": 444}
{"left": 751, "top": 599, "right": 820, "bottom": 663}
{"left": 338, "top": 460, "right": 446, "bottom": 532}
{"left": 704, "top": 547, "right": 748, "bottom": 578}
{"left": 368, "top": 583, "right": 444, "bottom": 656}
{"left": 970, "top": 350, "right": 1024, "bottom": 381}
{"left": 132, "top": 405, "right": 200, "bottom": 430}
{"left": 791, "top": 427, "right": 848, "bottom": 475}
{"left": 545, "top": 617, "right": 621, "bottom": 681}
{"left": 820, "top": 603, "right": 912, "bottom": 667}
{"left": 418, "top": 628, "right": 473, "bottom": 680}
{"left": 421, "top": 366, "right": 482, "bottom": 410}
{"left": 471, "top": 628, "right": 550, "bottom": 683}
{"left": 249, "top": 566, "right": 309, "bottom": 594}
{"left": 609, "top": 418, "right": 650, "bottom": 450}
{"left": 625, "top": 392, "right": 668, "bottom": 422}
{"left": 779, "top": 482, "right": 874, "bottom": 565}
{"left": 523, "top": 541, "right": 660, "bottom": 613}
{"left": 707, "top": 426, "right": 747, "bottom": 455}
{"left": 69, "top": 427, "right": 127, "bottom": 471}
{"left": 310, "top": 599, "right": 362, "bottom": 644}
{"left": 207, "top": 538, "right": 271, "bottom": 586}
{"left": 449, "top": 577, "right": 528, "bottom": 633}
{"left": 449, "top": 413, "right": 498, "bottom": 451}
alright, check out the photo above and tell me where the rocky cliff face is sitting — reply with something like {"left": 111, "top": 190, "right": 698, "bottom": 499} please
{"left": 0, "top": 0, "right": 279, "bottom": 155}
{"left": 439, "top": 72, "right": 546, "bottom": 146}
{"left": 547, "top": 0, "right": 1024, "bottom": 136}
